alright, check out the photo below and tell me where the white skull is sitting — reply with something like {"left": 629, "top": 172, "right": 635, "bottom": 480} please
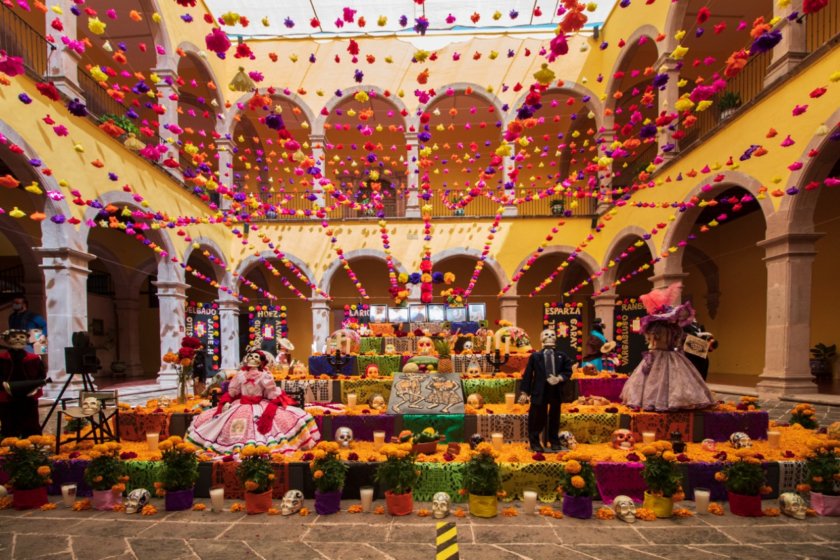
{"left": 81, "top": 397, "right": 101, "bottom": 416}
{"left": 611, "top": 429, "right": 636, "bottom": 450}
{"left": 540, "top": 329, "right": 556, "bottom": 348}
{"left": 432, "top": 492, "right": 451, "bottom": 519}
{"left": 369, "top": 394, "right": 386, "bottom": 411}
{"left": 416, "top": 336, "right": 434, "bottom": 356}
{"left": 729, "top": 432, "right": 752, "bottom": 449}
{"left": 557, "top": 431, "right": 578, "bottom": 450}
{"left": 462, "top": 340, "right": 473, "bottom": 353}
{"left": 243, "top": 351, "right": 263, "bottom": 368}
{"left": 3, "top": 331, "right": 28, "bottom": 350}
{"left": 779, "top": 492, "right": 807, "bottom": 520}
{"left": 280, "top": 489, "right": 304, "bottom": 516}
{"left": 159, "top": 396, "right": 172, "bottom": 409}
{"left": 612, "top": 495, "right": 637, "bottom": 523}
{"left": 124, "top": 488, "right": 151, "bottom": 514}
{"left": 384, "top": 343, "right": 397, "bottom": 355}
{"left": 701, "top": 439, "right": 717, "bottom": 452}
{"left": 466, "top": 393, "right": 484, "bottom": 409}
{"left": 466, "top": 361, "right": 482, "bottom": 376}
{"left": 335, "top": 426, "right": 354, "bottom": 448}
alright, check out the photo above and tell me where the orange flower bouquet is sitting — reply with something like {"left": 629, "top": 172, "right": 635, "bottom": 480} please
{"left": 557, "top": 453, "right": 597, "bottom": 519}
{"left": 0, "top": 435, "right": 54, "bottom": 509}
{"left": 311, "top": 441, "right": 348, "bottom": 515}
{"left": 84, "top": 442, "right": 127, "bottom": 510}
{"left": 237, "top": 444, "right": 275, "bottom": 514}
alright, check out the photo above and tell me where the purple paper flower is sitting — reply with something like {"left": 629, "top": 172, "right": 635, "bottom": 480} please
{"left": 353, "top": 69, "right": 363, "bottom": 83}
{"left": 18, "top": 93, "right": 32, "bottom": 104}
{"left": 67, "top": 98, "right": 87, "bottom": 117}
{"left": 749, "top": 30, "right": 782, "bottom": 55}
{"left": 414, "top": 17, "right": 429, "bottom": 35}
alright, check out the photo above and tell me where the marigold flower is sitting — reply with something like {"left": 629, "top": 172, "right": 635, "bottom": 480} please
{"left": 347, "top": 504, "right": 363, "bottom": 513}
{"left": 502, "top": 506, "right": 519, "bottom": 517}
{"left": 662, "top": 451, "right": 677, "bottom": 462}
{"left": 141, "top": 504, "right": 157, "bottom": 515}
{"left": 230, "top": 502, "right": 245, "bottom": 512}
{"left": 244, "top": 480, "right": 259, "bottom": 492}
{"left": 313, "top": 470, "right": 324, "bottom": 479}
{"left": 571, "top": 475, "right": 586, "bottom": 489}
{"left": 192, "top": 503, "right": 207, "bottom": 511}
{"left": 73, "top": 499, "right": 92, "bottom": 511}
{"left": 37, "top": 466, "right": 51, "bottom": 477}
{"left": 714, "top": 471, "right": 727, "bottom": 482}
{"left": 453, "top": 507, "right": 466, "bottom": 517}
{"left": 267, "top": 507, "right": 280, "bottom": 515}
{"left": 707, "top": 503, "right": 725, "bottom": 515}
{"left": 564, "top": 459, "right": 582, "bottom": 474}
{"left": 40, "top": 503, "right": 57, "bottom": 511}
{"left": 673, "top": 508, "right": 694, "bottom": 517}
{"left": 417, "top": 508, "right": 431, "bottom": 517}
{"left": 596, "top": 507, "right": 615, "bottom": 520}
{"left": 635, "top": 507, "right": 656, "bottom": 521}
{"left": 763, "top": 507, "right": 780, "bottom": 516}
{"left": 372, "top": 505, "right": 384, "bottom": 515}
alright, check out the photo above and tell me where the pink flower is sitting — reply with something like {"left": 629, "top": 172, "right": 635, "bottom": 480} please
{"left": 0, "top": 51, "right": 25, "bottom": 76}
{"left": 205, "top": 28, "right": 231, "bottom": 55}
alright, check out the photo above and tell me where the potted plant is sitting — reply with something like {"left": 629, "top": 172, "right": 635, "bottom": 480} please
{"left": 0, "top": 435, "right": 53, "bottom": 509}
{"left": 401, "top": 427, "right": 442, "bottom": 455}
{"left": 790, "top": 403, "right": 819, "bottom": 430}
{"left": 809, "top": 343, "right": 836, "bottom": 378}
{"left": 375, "top": 442, "right": 419, "bottom": 516}
{"left": 311, "top": 441, "right": 348, "bottom": 515}
{"left": 718, "top": 91, "right": 742, "bottom": 119}
{"left": 84, "top": 442, "right": 127, "bottom": 510}
{"left": 716, "top": 450, "right": 771, "bottom": 516}
{"left": 550, "top": 199, "right": 565, "bottom": 216}
{"left": 237, "top": 444, "right": 275, "bottom": 514}
{"left": 462, "top": 442, "right": 502, "bottom": 518}
{"left": 98, "top": 113, "right": 140, "bottom": 139}
{"left": 156, "top": 436, "right": 199, "bottom": 511}
{"left": 640, "top": 441, "right": 683, "bottom": 518}
{"left": 802, "top": 439, "right": 840, "bottom": 516}
{"left": 558, "top": 453, "right": 598, "bottom": 519}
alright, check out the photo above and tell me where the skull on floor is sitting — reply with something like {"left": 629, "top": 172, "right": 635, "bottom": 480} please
{"left": 335, "top": 426, "right": 354, "bottom": 448}
{"left": 612, "top": 495, "right": 637, "bottom": 523}
{"left": 779, "top": 492, "right": 807, "bottom": 520}
{"left": 124, "top": 489, "right": 151, "bottom": 514}
{"left": 432, "top": 492, "right": 451, "bottom": 519}
{"left": 729, "top": 432, "right": 752, "bottom": 449}
{"left": 281, "top": 489, "right": 304, "bottom": 516}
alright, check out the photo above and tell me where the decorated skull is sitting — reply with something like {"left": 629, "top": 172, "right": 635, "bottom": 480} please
{"left": 432, "top": 492, "right": 451, "bottom": 519}
{"left": 779, "top": 492, "right": 807, "bottom": 520}
{"left": 729, "top": 432, "right": 752, "bottom": 449}
{"left": 540, "top": 329, "right": 557, "bottom": 348}
{"left": 612, "top": 495, "right": 637, "bottom": 523}
{"left": 556, "top": 431, "right": 578, "bottom": 450}
{"left": 81, "top": 396, "right": 101, "bottom": 416}
{"left": 701, "top": 438, "right": 717, "bottom": 452}
{"left": 466, "top": 393, "right": 484, "bottom": 409}
{"left": 461, "top": 340, "right": 473, "bottom": 354}
{"left": 124, "top": 488, "right": 151, "bottom": 514}
{"left": 335, "top": 426, "right": 354, "bottom": 448}
{"left": 280, "top": 489, "right": 304, "bottom": 516}
{"left": 2, "top": 330, "right": 28, "bottom": 350}
{"left": 416, "top": 336, "right": 434, "bottom": 356}
{"left": 611, "top": 429, "right": 636, "bottom": 450}
{"left": 469, "top": 433, "right": 484, "bottom": 450}
{"left": 465, "top": 361, "right": 482, "bottom": 376}
{"left": 384, "top": 343, "right": 397, "bottom": 355}
{"left": 159, "top": 396, "right": 172, "bottom": 409}
{"left": 369, "top": 393, "right": 386, "bottom": 411}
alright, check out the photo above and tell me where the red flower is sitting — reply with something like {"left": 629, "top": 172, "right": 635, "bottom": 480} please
{"left": 803, "top": 0, "right": 828, "bottom": 14}
{"left": 532, "top": 452, "right": 546, "bottom": 461}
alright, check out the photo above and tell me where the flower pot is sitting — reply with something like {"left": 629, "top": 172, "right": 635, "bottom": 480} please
{"left": 164, "top": 488, "right": 194, "bottom": 511}
{"left": 314, "top": 489, "right": 342, "bottom": 515}
{"left": 384, "top": 490, "right": 413, "bottom": 516}
{"left": 468, "top": 493, "right": 498, "bottom": 518}
{"left": 12, "top": 486, "right": 48, "bottom": 510}
{"left": 811, "top": 492, "right": 840, "bottom": 516}
{"left": 643, "top": 491, "right": 674, "bottom": 518}
{"left": 245, "top": 490, "right": 272, "bottom": 515}
{"left": 561, "top": 494, "right": 593, "bottom": 519}
{"left": 91, "top": 489, "right": 122, "bottom": 511}
{"left": 727, "top": 491, "right": 763, "bottom": 517}
{"left": 412, "top": 440, "right": 440, "bottom": 455}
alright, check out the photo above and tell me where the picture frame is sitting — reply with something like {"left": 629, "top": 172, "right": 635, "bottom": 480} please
{"left": 467, "top": 303, "right": 486, "bottom": 322}
{"left": 445, "top": 306, "right": 467, "bottom": 323}
{"left": 370, "top": 304, "right": 389, "bottom": 323}
{"left": 388, "top": 307, "right": 409, "bottom": 324}
{"left": 409, "top": 304, "right": 428, "bottom": 323}
{"left": 427, "top": 304, "right": 446, "bottom": 323}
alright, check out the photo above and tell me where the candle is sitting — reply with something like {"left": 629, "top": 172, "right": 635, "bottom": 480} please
{"left": 767, "top": 431, "right": 781, "bottom": 448}
{"left": 344, "top": 337, "right": 351, "bottom": 355}
{"left": 693, "top": 488, "right": 710, "bottom": 515}
{"left": 491, "top": 432, "right": 504, "bottom": 450}
{"left": 486, "top": 334, "right": 492, "bottom": 352}
{"left": 210, "top": 487, "right": 225, "bottom": 512}
{"left": 522, "top": 490, "right": 538, "bottom": 514}
{"left": 346, "top": 393, "right": 358, "bottom": 408}
{"left": 61, "top": 484, "right": 77, "bottom": 508}
{"left": 641, "top": 432, "right": 656, "bottom": 444}
{"left": 360, "top": 486, "right": 374, "bottom": 513}
{"left": 146, "top": 432, "right": 159, "bottom": 451}
{"left": 373, "top": 431, "right": 386, "bottom": 450}
{"left": 311, "top": 341, "right": 317, "bottom": 355}
{"left": 504, "top": 393, "right": 515, "bottom": 407}
{"left": 504, "top": 338, "right": 510, "bottom": 356}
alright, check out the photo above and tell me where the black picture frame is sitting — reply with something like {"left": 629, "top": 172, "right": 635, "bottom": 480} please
{"left": 427, "top": 304, "right": 446, "bottom": 322}
{"left": 409, "top": 304, "right": 428, "bottom": 323}
{"left": 467, "top": 303, "right": 486, "bottom": 322}
{"left": 369, "top": 305, "right": 389, "bottom": 323}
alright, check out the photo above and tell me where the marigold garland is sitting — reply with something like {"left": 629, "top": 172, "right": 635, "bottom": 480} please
{"left": 230, "top": 502, "right": 245, "bottom": 512}
{"left": 267, "top": 507, "right": 281, "bottom": 515}
{"left": 595, "top": 507, "right": 616, "bottom": 520}
{"left": 39, "top": 502, "right": 58, "bottom": 511}
{"left": 347, "top": 504, "right": 363, "bottom": 513}
{"left": 373, "top": 505, "right": 385, "bottom": 515}
{"left": 453, "top": 507, "right": 466, "bottom": 517}
{"left": 634, "top": 507, "right": 656, "bottom": 521}
{"left": 762, "top": 507, "right": 780, "bottom": 517}
{"left": 0, "top": 496, "right": 11, "bottom": 510}
{"left": 502, "top": 506, "right": 519, "bottom": 517}
{"left": 673, "top": 508, "right": 694, "bottom": 518}
{"left": 141, "top": 504, "right": 157, "bottom": 515}
{"left": 707, "top": 503, "right": 725, "bottom": 516}
{"left": 192, "top": 503, "right": 207, "bottom": 511}
{"left": 73, "top": 499, "right": 92, "bottom": 511}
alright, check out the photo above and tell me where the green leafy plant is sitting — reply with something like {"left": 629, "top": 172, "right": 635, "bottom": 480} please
{"left": 640, "top": 443, "right": 683, "bottom": 498}
{"left": 0, "top": 436, "right": 53, "bottom": 490}
{"left": 411, "top": 427, "right": 442, "bottom": 444}
{"left": 237, "top": 444, "right": 276, "bottom": 494}
{"left": 804, "top": 443, "right": 840, "bottom": 496}
{"left": 790, "top": 403, "right": 819, "bottom": 430}
{"left": 101, "top": 113, "right": 139, "bottom": 136}
{"left": 558, "top": 454, "right": 598, "bottom": 497}
{"left": 63, "top": 417, "right": 89, "bottom": 433}
{"left": 718, "top": 91, "right": 742, "bottom": 112}
{"left": 84, "top": 442, "right": 127, "bottom": 492}
{"left": 717, "top": 453, "right": 768, "bottom": 496}
{"left": 311, "top": 441, "right": 348, "bottom": 493}
{"left": 462, "top": 443, "right": 501, "bottom": 496}
{"left": 375, "top": 442, "right": 419, "bottom": 495}
{"left": 157, "top": 436, "right": 199, "bottom": 492}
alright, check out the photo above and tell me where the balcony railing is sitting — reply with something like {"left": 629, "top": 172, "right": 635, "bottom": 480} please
{"left": 0, "top": 3, "right": 51, "bottom": 78}
{"left": 806, "top": 2, "right": 840, "bottom": 53}
{"left": 79, "top": 68, "right": 128, "bottom": 121}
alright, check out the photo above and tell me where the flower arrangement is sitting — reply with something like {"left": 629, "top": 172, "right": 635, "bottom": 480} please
{"left": 557, "top": 457, "right": 598, "bottom": 497}
{"left": 715, "top": 450, "right": 770, "bottom": 496}
{"left": 640, "top": 442, "right": 683, "bottom": 498}
{"left": 84, "top": 442, "right": 127, "bottom": 492}
{"left": 310, "top": 441, "right": 348, "bottom": 493}
{"left": 0, "top": 436, "right": 53, "bottom": 490}
{"left": 440, "top": 287, "right": 466, "bottom": 307}
{"left": 462, "top": 443, "right": 501, "bottom": 496}
{"left": 737, "top": 396, "right": 761, "bottom": 411}
{"left": 237, "top": 445, "right": 275, "bottom": 494}
{"left": 802, "top": 439, "right": 840, "bottom": 496}
{"left": 789, "top": 403, "right": 818, "bottom": 429}
{"left": 375, "top": 442, "right": 419, "bottom": 495}
{"left": 158, "top": 436, "right": 199, "bottom": 492}
{"left": 162, "top": 336, "right": 203, "bottom": 403}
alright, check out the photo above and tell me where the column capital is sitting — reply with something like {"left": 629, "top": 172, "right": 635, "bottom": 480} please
{"left": 153, "top": 280, "right": 190, "bottom": 297}
{"left": 217, "top": 298, "right": 240, "bottom": 312}
{"left": 592, "top": 293, "right": 617, "bottom": 304}
{"left": 36, "top": 247, "right": 95, "bottom": 270}
{"left": 758, "top": 232, "right": 823, "bottom": 261}
{"left": 151, "top": 68, "right": 180, "bottom": 88}
{"left": 647, "top": 272, "right": 688, "bottom": 289}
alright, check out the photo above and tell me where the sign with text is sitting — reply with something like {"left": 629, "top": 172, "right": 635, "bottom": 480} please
{"left": 543, "top": 302, "right": 584, "bottom": 361}
{"left": 613, "top": 299, "right": 647, "bottom": 373}
{"left": 249, "top": 305, "right": 288, "bottom": 354}
{"left": 343, "top": 304, "right": 371, "bottom": 324}
{"left": 185, "top": 302, "right": 220, "bottom": 373}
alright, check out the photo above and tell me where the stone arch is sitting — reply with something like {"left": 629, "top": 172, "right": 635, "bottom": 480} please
{"left": 182, "top": 236, "right": 229, "bottom": 283}
{"left": 507, "top": 81, "right": 606, "bottom": 131}
{"left": 683, "top": 245, "right": 721, "bottom": 319}
{"left": 603, "top": 24, "right": 664, "bottom": 114}
{"left": 236, "top": 250, "right": 319, "bottom": 295}
{"left": 222, "top": 88, "right": 317, "bottom": 139}
{"left": 599, "top": 225, "right": 658, "bottom": 288}
{"left": 175, "top": 42, "right": 225, "bottom": 109}
{"left": 86, "top": 240, "right": 130, "bottom": 294}
{"left": 317, "top": 249, "right": 409, "bottom": 294}
{"left": 312, "top": 85, "right": 409, "bottom": 137}
{"left": 412, "top": 83, "right": 505, "bottom": 131}
{"left": 510, "top": 245, "right": 600, "bottom": 295}
{"left": 662, "top": 2, "right": 691, "bottom": 53}
{"left": 431, "top": 247, "right": 509, "bottom": 290}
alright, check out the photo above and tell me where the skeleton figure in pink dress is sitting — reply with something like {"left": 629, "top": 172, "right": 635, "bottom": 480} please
{"left": 187, "top": 350, "right": 320, "bottom": 454}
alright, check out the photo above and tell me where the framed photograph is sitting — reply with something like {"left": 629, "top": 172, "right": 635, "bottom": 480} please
{"left": 445, "top": 306, "right": 467, "bottom": 323}
{"left": 370, "top": 305, "right": 389, "bottom": 323}
{"left": 427, "top": 304, "right": 446, "bottom": 323}
{"left": 467, "top": 303, "right": 486, "bottom": 322}
{"left": 409, "top": 304, "right": 428, "bottom": 323}
{"left": 388, "top": 307, "right": 409, "bottom": 324}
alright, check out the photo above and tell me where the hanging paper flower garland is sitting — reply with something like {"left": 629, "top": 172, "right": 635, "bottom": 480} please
{"left": 462, "top": 206, "right": 503, "bottom": 299}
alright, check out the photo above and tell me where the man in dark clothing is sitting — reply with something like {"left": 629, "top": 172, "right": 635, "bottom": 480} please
{"left": 0, "top": 329, "right": 47, "bottom": 437}
{"left": 682, "top": 321, "right": 717, "bottom": 381}
{"left": 8, "top": 296, "right": 46, "bottom": 353}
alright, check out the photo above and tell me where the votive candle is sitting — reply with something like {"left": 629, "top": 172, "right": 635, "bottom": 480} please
{"left": 146, "top": 432, "right": 159, "bottom": 451}
{"left": 504, "top": 393, "right": 516, "bottom": 407}
{"left": 491, "top": 432, "right": 504, "bottom": 450}
{"left": 61, "top": 484, "right": 77, "bottom": 508}
{"left": 373, "top": 431, "right": 386, "bottom": 450}
{"left": 346, "top": 393, "right": 358, "bottom": 408}
{"left": 360, "top": 486, "right": 374, "bottom": 512}
{"left": 693, "top": 488, "right": 710, "bottom": 515}
{"left": 641, "top": 432, "right": 656, "bottom": 444}
{"left": 523, "top": 490, "right": 538, "bottom": 514}
{"left": 767, "top": 430, "right": 781, "bottom": 448}
{"left": 210, "top": 487, "right": 225, "bottom": 512}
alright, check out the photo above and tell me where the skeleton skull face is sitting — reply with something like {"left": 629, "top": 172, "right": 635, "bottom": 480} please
{"left": 81, "top": 396, "right": 101, "bottom": 416}
{"left": 292, "top": 362, "right": 307, "bottom": 376}
{"left": 462, "top": 340, "right": 473, "bottom": 354}
{"left": 369, "top": 394, "right": 386, "bottom": 411}
{"left": 159, "top": 396, "right": 171, "bottom": 409}
{"left": 729, "top": 432, "right": 752, "bottom": 449}
{"left": 416, "top": 337, "right": 434, "bottom": 356}
{"left": 557, "top": 431, "right": 578, "bottom": 450}
{"left": 384, "top": 343, "right": 397, "bottom": 355}
{"left": 432, "top": 492, "right": 451, "bottom": 519}
{"left": 469, "top": 433, "right": 484, "bottom": 450}
{"left": 335, "top": 426, "right": 354, "bottom": 448}
{"left": 466, "top": 362, "right": 482, "bottom": 376}
{"left": 612, "top": 495, "right": 637, "bottom": 523}
{"left": 701, "top": 439, "right": 717, "bottom": 452}
{"left": 779, "top": 492, "right": 807, "bottom": 520}
{"left": 124, "top": 488, "right": 151, "bottom": 514}
{"left": 540, "top": 329, "right": 557, "bottom": 349}
{"left": 466, "top": 393, "right": 485, "bottom": 409}
{"left": 280, "top": 489, "right": 304, "bottom": 516}
{"left": 611, "top": 429, "right": 636, "bottom": 450}
{"left": 3, "top": 331, "right": 28, "bottom": 350}
{"left": 243, "top": 351, "right": 263, "bottom": 369}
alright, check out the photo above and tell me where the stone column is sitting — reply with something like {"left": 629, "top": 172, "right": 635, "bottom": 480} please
{"left": 499, "top": 296, "right": 518, "bottom": 325}
{"left": 405, "top": 132, "right": 420, "bottom": 218}
{"left": 217, "top": 292, "right": 240, "bottom": 371}
{"left": 595, "top": 130, "right": 616, "bottom": 215}
{"left": 311, "top": 296, "right": 331, "bottom": 354}
{"left": 152, "top": 69, "right": 182, "bottom": 182}
{"left": 154, "top": 280, "right": 189, "bottom": 388}
{"left": 648, "top": 258, "right": 688, "bottom": 291}
{"left": 765, "top": 0, "right": 808, "bottom": 87}
{"left": 309, "top": 134, "right": 326, "bottom": 210}
{"left": 215, "top": 137, "right": 234, "bottom": 211}
{"left": 756, "top": 232, "right": 821, "bottom": 397}
{"left": 502, "top": 155, "right": 518, "bottom": 217}
{"left": 592, "top": 293, "right": 617, "bottom": 340}
{"left": 46, "top": 0, "right": 83, "bottom": 99}
{"left": 113, "top": 298, "right": 143, "bottom": 377}
{"left": 656, "top": 57, "right": 681, "bottom": 162}
{"left": 37, "top": 248, "right": 94, "bottom": 398}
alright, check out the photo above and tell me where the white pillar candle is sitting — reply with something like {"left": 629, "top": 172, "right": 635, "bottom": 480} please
{"left": 61, "top": 484, "right": 77, "bottom": 508}
{"left": 373, "top": 431, "right": 386, "bottom": 450}
{"left": 504, "top": 339, "right": 510, "bottom": 355}
{"left": 210, "top": 487, "right": 225, "bottom": 512}
{"left": 344, "top": 337, "right": 351, "bottom": 355}
{"left": 693, "top": 488, "right": 710, "bottom": 515}
{"left": 504, "top": 393, "right": 515, "bottom": 407}
{"left": 346, "top": 393, "right": 358, "bottom": 408}
{"left": 146, "top": 432, "right": 159, "bottom": 451}
{"left": 641, "top": 432, "right": 656, "bottom": 444}
{"left": 360, "top": 486, "right": 374, "bottom": 513}
{"left": 523, "top": 490, "right": 538, "bottom": 514}
{"left": 491, "top": 432, "right": 504, "bottom": 450}
{"left": 486, "top": 334, "right": 492, "bottom": 352}
{"left": 767, "top": 431, "right": 781, "bottom": 448}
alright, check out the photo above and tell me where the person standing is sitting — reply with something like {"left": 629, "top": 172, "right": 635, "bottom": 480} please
{"left": 582, "top": 318, "right": 608, "bottom": 371}
{"left": 8, "top": 296, "right": 46, "bottom": 353}
{"left": 0, "top": 329, "right": 47, "bottom": 437}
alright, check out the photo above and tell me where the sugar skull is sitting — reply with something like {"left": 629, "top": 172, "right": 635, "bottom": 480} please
{"left": 81, "top": 396, "right": 101, "bottom": 416}
{"left": 291, "top": 362, "right": 307, "bottom": 376}
{"left": 611, "top": 429, "right": 636, "bottom": 450}
{"left": 2, "top": 330, "right": 28, "bottom": 350}
{"left": 432, "top": 492, "right": 451, "bottom": 519}
{"left": 461, "top": 340, "right": 473, "bottom": 354}
{"left": 365, "top": 364, "right": 380, "bottom": 378}
{"left": 701, "top": 439, "right": 717, "bottom": 452}
{"left": 384, "top": 343, "right": 397, "bottom": 355}
{"left": 416, "top": 336, "right": 434, "bottom": 356}
{"left": 335, "top": 426, "right": 354, "bottom": 448}
{"left": 159, "top": 396, "right": 172, "bottom": 409}
{"left": 779, "top": 492, "right": 807, "bottom": 520}
{"left": 369, "top": 393, "right": 386, "bottom": 411}
{"left": 465, "top": 361, "right": 482, "bottom": 376}
{"left": 612, "top": 495, "right": 637, "bottom": 523}
{"left": 469, "top": 433, "right": 484, "bottom": 450}
{"left": 280, "top": 489, "right": 304, "bottom": 516}
{"left": 540, "top": 329, "right": 557, "bottom": 349}
{"left": 556, "top": 431, "right": 578, "bottom": 450}
{"left": 729, "top": 432, "right": 752, "bottom": 449}
{"left": 466, "top": 393, "right": 485, "bottom": 409}
{"left": 124, "top": 488, "right": 151, "bottom": 514}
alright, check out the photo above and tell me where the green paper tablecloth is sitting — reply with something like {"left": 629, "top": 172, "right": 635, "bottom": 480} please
{"left": 559, "top": 413, "right": 621, "bottom": 444}
{"left": 340, "top": 379, "right": 393, "bottom": 405}
{"left": 403, "top": 414, "right": 464, "bottom": 443}
{"left": 500, "top": 462, "right": 567, "bottom": 502}
{"left": 359, "top": 337, "right": 383, "bottom": 355}
{"left": 124, "top": 461, "right": 165, "bottom": 493}
{"left": 355, "top": 355, "right": 403, "bottom": 376}
{"left": 414, "top": 462, "right": 466, "bottom": 502}
{"left": 462, "top": 378, "right": 516, "bottom": 404}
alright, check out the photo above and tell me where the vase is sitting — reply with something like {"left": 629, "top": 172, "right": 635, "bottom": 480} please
{"left": 164, "top": 488, "right": 194, "bottom": 511}
{"left": 811, "top": 492, "right": 840, "bottom": 516}
{"left": 468, "top": 493, "right": 498, "bottom": 518}
{"left": 727, "top": 491, "right": 763, "bottom": 517}
{"left": 177, "top": 381, "right": 188, "bottom": 404}
{"left": 561, "top": 494, "right": 593, "bottom": 519}
{"left": 314, "top": 489, "right": 342, "bottom": 515}
{"left": 244, "top": 490, "right": 272, "bottom": 515}
{"left": 643, "top": 491, "right": 674, "bottom": 518}
{"left": 12, "top": 486, "right": 48, "bottom": 510}
{"left": 91, "top": 489, "right": 122, "bottom": 511}
{"left": 384, "top": 490, "right": 413, "bottom": 516}
{"left": 412, "top": 440, "right": 440, "bottom": 455}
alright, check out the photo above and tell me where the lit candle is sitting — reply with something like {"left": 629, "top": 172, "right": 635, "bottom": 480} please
{"left": 693, "top": 488, "right": 710, "bottom": 515}
{"left": 767, "top": 431, "right": 781, "bottom": 448}
{"left": 504, "top": 393, "right": 515, "bottom": 407}
{"left": 491, "top": 432, "right": 504, "bottom": 450}
{"left": 642, "top": 432, "right": 656, "bottom": 444}
{"left": 346, "top": 393, "right": 358, "bottom": 408}
{"left": 373, "top": 431, "right": 386, "bottom": 450}
{"left": 61, "top": 484, "right": 77, "bottom": 508}
{"left": 146, "top": 432, "right": 159, "bottom": 451}
{"left": 210, "top": 487, "right": 225, "bottom": 512}
{"left": 523, "top": 490, "right": 538, "bottom": 514}
{"left": 360, "top": 486, "right": 374, "bottom": 513}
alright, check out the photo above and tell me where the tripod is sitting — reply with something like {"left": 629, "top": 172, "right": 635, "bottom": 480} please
{"left": 39, "top": 370, "right": 97, "bottom": 432}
